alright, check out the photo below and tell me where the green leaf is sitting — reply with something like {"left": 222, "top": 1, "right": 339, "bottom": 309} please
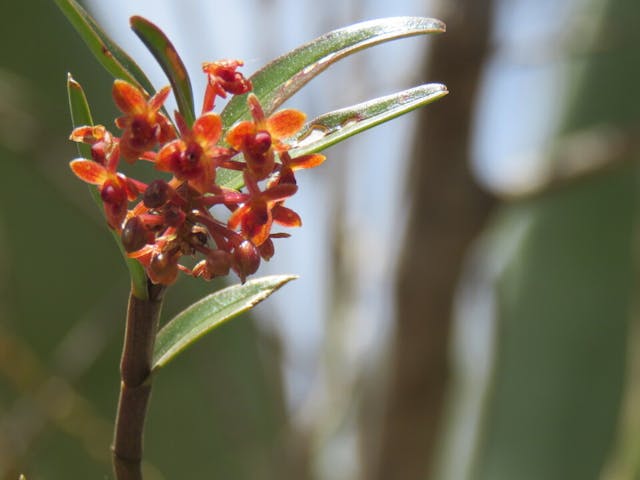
{"left": 221, "top": 16, "right": 445, "bottom": 128}
{"left": 291, "top": 83, "right": 448, "bottom": 156}
{"left": 152, "top": 275, "right": 297, "bottom": 371}
{"left": 216, "top": 16, "right": 445, "bottom": 188}
{"left": 66, "top": 74, "right": 148, "bottom": 299}
{"left": 130, "top": 15, "right": 196, "bottom": 126}
{"left": 217, "top": 83, "right": 448, "bottom": 189}
{"left": 66, "top": 73, "right": 93, "bottom": 158}
{"left": 55, "top": 0, "right": 155, "bottom": 94}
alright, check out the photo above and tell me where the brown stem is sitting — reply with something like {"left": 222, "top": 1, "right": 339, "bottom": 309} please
{"left": 112, "top": 282, "right": 165, "bottom": 480}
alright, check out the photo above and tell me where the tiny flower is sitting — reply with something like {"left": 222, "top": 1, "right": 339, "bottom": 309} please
{"left": 70, "top": 125, "right": 116, "bottom": 165}
{"left": 201, "top": 60, "right": 252, "bottom": 113}
{"left": 228, "top": 172, "right": 300, "bottom": 246}
{"left": 155, "top": 112, "right": 230, "bottom": 192}
{"left": 128, "top": 229, "right": 181, "bottom": 285}
{"left": 69, "top": 145, "right": 141, "bottom": 229}
{"left": 226, "top": 94, "right": 306, "bottom": 179}
{"left": 112, "top": 80, "right": 175, "bottom": 162}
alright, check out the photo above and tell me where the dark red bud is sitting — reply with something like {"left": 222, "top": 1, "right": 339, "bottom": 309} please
{"left": 258, "top": 238, "right": 275, "bottom": 261}
{"left": 233, "top": 240, "right": 260, "bottom": 282}
{"left": 144, "top": 179, "right": 171, "bottom": 208}
{"left": 206, "top": 249, "right": 232, "bottom": 277}
{"left": 149, "top": 251, "right": 179, "bottom": 285}
{"left": 121, "top": 216, "right": 149, "bottom": 252}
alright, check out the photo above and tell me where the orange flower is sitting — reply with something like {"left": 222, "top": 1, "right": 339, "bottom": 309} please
{"left": 112, "top": 80, "right": 175, "bottom": 162}
{"left": 228, "top": 172, "right": 301, "bottom": 246}
{"left": 69, "top": 145, "right": 141, "bottom": 229}
{"left": 225, "top": 94, "right": 306, "bottom": 179}
{"left": 201, "top": 60, "right": 252, "bottom": 113}
{"left": 155, "top": 112, "right": 230, "bottom": 192}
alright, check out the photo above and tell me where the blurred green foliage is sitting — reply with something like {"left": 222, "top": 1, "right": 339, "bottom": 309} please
{"left": 439, "top": 0, "right": 640, "bottom": 478}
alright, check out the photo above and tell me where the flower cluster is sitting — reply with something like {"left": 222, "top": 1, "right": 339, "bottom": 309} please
{"left": 70, "top": 60, "right": 324, "bottom": 285}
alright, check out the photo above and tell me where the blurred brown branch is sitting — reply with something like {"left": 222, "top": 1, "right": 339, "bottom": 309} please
{"left": 367, "top": 1, "right": 497, "bottom": 478}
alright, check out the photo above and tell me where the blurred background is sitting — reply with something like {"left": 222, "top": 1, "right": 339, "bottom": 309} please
{"left": 1, "top": 0, "right": 640, "bottom": 478}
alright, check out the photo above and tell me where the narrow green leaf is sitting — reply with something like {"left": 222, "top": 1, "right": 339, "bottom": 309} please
{"left": 66, "top": 73, "right": 93, "bottom": 158}
{"left": 290, "top": 83, "right": 448, "bottom": 156}
{"left": 216, "top": 16, "right": 445, "bottom": 188}
{"left": 217, "top": 84, "right": 447, "bottom": 189}
{"left": 66, "top": 74, "right": 148, "bottom": 299}
{"left": 55, "top": 0, "right": 154, "bottom": 94}
{"left": 130, "top": 15, "right": 196, "bottom": 126}
{"left": 221, "top": 16, "right": 445, "bottom": 128}
{"left": 152, "top": 275, "right": 297, "bottom": 371}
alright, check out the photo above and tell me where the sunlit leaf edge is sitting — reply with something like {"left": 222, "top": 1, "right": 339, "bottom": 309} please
{"left": 152, "top": 274, "right": 297, "bottom": 371}
{"left": 221, "top": 16, "right": 445, "bottom": 129}
{"left": 290, "top": 83, "right": 448, "bottom": 156}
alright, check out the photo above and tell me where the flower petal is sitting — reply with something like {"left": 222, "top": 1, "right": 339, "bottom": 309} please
{"left": 262, "top": 183, "right": 298, "bottom": 203}
{"left": 112, "top": 80, "right": 147, "bottom": 115}
{"left": 192, "top": 112, "right": 222, "bottom": 147}
{"left": 155, "top": 140, "right": 185, "bottom": 173}
{"left": 69, "top": 159, "right": 108, "bottom": 185}
{"left": 228, "top": 203, "right": 250, "bottom": 231}
{"left": 272, "top": 205, "right": 302, "bottom": 227}
{"left": 149, "top": 85, "right": 171, "bottom": 112}
{"left": 225, "top": 121, "right": 255, "bottom": 150}
{"left": 70, "top": 125, "right": 108, "bottom": 144}
{"left": 267, "top": 109, "right": 306, "bottom": 139}
{"left": 288, "top": 153, "right": 326, "bottom": 170}
{"left": 247, "top": 94, "right": 265, "bottom": 124}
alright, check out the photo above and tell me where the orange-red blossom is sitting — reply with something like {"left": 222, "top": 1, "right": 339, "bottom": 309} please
{"left": 68, "top": 64, "right": 325, "bottom": 285}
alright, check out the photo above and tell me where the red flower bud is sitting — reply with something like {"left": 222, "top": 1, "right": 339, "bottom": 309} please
{"left": 143, "top": 179, "right": 171, "bottom": 208}
{"left": 233, "top": 241, "right": 260, "bottom": 282}
{"left": 121, "top": 216, "right": 150, "bottom": 252}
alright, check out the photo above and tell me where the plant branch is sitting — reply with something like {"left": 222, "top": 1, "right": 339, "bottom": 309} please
{"left": 112, "top": 281, "right": 165, "bottom": 480}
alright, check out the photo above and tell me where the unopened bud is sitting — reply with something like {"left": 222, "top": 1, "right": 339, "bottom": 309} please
{"left": 143, "top": 179, "right": 171, "bottom": 208}
{"left": 121, "top": 216, "right": 149, "bottom": 252}
{"left": 233, "top": 240, "right": 260, "bottom": 282}
{"left": 207, "top": 249, "right": 232, "bottom": 277}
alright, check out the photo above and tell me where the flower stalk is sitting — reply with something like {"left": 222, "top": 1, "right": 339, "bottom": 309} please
{"left": 112, "top": 282, "right": 165, "bottom": 480}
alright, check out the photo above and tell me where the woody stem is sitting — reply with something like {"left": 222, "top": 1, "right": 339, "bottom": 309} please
{"left": 112, "top": 281, "right": 165, "bottom": 480}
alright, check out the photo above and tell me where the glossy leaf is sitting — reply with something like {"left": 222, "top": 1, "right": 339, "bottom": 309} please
{"left": 55, "top": 0, "right": 154, "bottom": 94}
{"left": 217, "top": 83, "right": 448, "bottom": 189}
{"left": 291, "top": 83, "right": 448, "bottom": 156}
{"left": 131, "top": 15, "right": 196, "bottom": 126}
{"left": 217, "top": 17, "right": 445, "bottom": 188}
{"left": 67, "top": 74, "right": 148, "bottom": 299}
{"left": 221, "top": 16, "right": 445, "bottom": 127}
{"left": 152, "top": 275, "right": 297, "bottom": 371}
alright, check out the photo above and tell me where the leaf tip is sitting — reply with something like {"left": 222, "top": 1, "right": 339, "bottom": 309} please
{"left": 129, "top": 15, "right": 145, "bottom": 27}
{"left": 67, "top": 72, "right": 81, "bottom": 89}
